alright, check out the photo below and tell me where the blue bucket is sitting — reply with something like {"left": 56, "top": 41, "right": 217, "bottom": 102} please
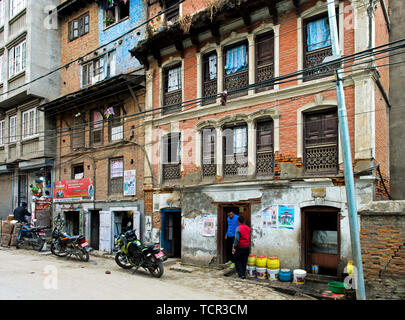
{"left": 279, "top": 269, "right": 292, "bottom": 282}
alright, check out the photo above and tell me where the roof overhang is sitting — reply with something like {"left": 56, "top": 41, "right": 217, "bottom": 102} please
{"left": 56, "top": 0, "right": 97, "bottom": 18}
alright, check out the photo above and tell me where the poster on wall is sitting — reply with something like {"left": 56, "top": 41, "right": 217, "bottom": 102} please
{"left": 124, "top": 170, "right": 136, "bottom": 196}
{"left": 261, "top": 206, "right": 278, "bottom": 228}
{"left": 278, "top": 205, "right": 295, "bottom": 229}
{"left": 202, "top": 215, "right": 216, "bottom": 237}
{"left": 53, "top": 178, "right": 94, "bottom": 202}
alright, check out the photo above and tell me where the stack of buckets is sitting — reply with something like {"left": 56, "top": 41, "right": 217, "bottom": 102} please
{"left": 267, "top": 256, "right": 280, "bottom": 281}
{"left": 247, "top": 254, "right": 257, "bottom": 278}
{"left": 255, "top": 255, "right": 267, "bottom": 279}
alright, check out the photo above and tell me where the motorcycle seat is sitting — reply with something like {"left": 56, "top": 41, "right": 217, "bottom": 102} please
{"left": 142, "top": 243, "right": 158, "bottom": 249}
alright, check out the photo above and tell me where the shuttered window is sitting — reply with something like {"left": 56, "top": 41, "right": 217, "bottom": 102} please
{"left": 256, "top": 119, "right": 274, "bottom": 176}
{"left": 303, "top": 109, "right": 338, "bottom": 174}
{"left": 201, "top": 128, "right": 216, "bottom": 177}
{"left": 162, "top": 133, "right": 181, "bottom": 180}
{"left": 202, "top": 52, "right": 217, "bottom": 106}
{"left": 255, "top": 31, "right": 274, "bottom": 92}
{"left": 71, "top": 116, "right": 85, "bottom": 149}
{"left": 69, "top": 13, "right": 89, "bottom": 42}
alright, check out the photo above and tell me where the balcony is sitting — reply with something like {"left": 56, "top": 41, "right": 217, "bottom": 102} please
{"left": 224, "top": 69, "right": 248, "bottom": 99}
{"left": 202, "top": 157, "right": 216, "bottom": 177}
{"left": 163, "top": 163, "right": 181, "bottom": 180}
{"left": 304, "top": 144, "right": 338, "bottom": 174}
{"left": 223, "top": 153, "right": 248, "bottom": 177}
{"left": 162, "top": 89, "right": 182, "bottom": 115}
{"left": 202, "top": 79, "right": 217, "bottom": 106}
{"left": 303, "top": 46, "right": 339, "bottom": 81}
{"left": 256, "top": 150, "right": 274, "bottom": 176}
{"left": 256, "top": 63, "right": 274, "bottom": 93}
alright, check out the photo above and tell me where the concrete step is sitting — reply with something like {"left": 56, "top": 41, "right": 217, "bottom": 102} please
{"left": 169, "top": 263, "right": 194, "bottom": 273}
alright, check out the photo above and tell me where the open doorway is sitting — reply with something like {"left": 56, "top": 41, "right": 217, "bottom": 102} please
{"left": 90, "top": 210, "right": 100, "bottom": 250}
{"left": 65, "top": 211, "right": 80, "bottom": 235}
{"left": 217, "top": 202, "right": 251, "bottom": 264}
{"left": 113, "top": 211, "right": 134, "bottom": 240}
{"left": 301, "top": 206, "right": 340, "bottom": 276}
{"left": 161, "top": 208, "right": 181, "bottom": 258}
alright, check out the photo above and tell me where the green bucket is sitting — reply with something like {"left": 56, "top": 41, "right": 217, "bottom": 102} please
{"left": 328, "top": 282, "right": 345, "bottom": 294}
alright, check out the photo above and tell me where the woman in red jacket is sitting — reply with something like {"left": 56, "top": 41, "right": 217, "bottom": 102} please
{"left": 232, "top": 216, "right": 251, "bottom": 279}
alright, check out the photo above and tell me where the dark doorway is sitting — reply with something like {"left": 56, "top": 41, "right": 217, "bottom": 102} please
{"left": 217, "top": 202, "right": 251, "bottom": 264}
{"left": 161, "top": 209, "right": 181, "bottom": 258}
{"left": 301, "top": 207, "right": 340, "bottom": 276}
{"left": 65, "top": 211, "right": 80, "bottom": 235}
{"left": 113, "top": 211, "right": 133, "bottom": 240}
{"left": 90, "top": 210, "right": 100, "bottom": 250}
{"left": 18, "top": 174, "right": 28, "bottom": 206}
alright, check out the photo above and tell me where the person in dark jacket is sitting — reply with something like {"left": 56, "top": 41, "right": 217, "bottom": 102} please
{"left": 13, "top": 202, "right": 31, "bottom": 223}
{"left": 232, "top": 216, "right": 251, "bottom": 279}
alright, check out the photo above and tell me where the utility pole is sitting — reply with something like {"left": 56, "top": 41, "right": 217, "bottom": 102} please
{"left": 326, "top": 0, "right": 366, "bottom": 300}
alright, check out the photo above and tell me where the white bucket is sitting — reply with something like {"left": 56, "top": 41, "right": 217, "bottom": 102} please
{"left": 256, "top": 267, "right": 267, "bottom": 279}
{"left": 247, "top": 266, "right": 256, "bottom": 278}
{"left": 293, "top": 269, "right": 307, "bottom": 284}
{"left": 267, "top": 268, "right": 279, "bottom": 281}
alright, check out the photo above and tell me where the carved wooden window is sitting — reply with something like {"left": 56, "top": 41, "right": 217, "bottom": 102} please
{"left": 202, "top": 52, "right": 217, "bottom": 106}
{"left": 255, "top": 31, "right": 274, "bottom": 93}
{"left": 165, "top": 0, "right": 180, "bottom": 24}
{"left": 303, "top": 12, "right": 339, "bottom": 81}
{"left": 256, "top": 119, "right": 274, "bottom": 176}
{"left": 109, "top": 157, "right": 124, "bottom": 195}
{"left": 303, "top": 109, "right": 338, "bottom": 174}
{"left": 201, "top": 128, "right": 216, "bottom": 177}
{"left": 71, "top": 115, "right": 86, "bottom": 149}
{"left": 162, "top": 133, "right": 181, "bottom": 180}
{"left": 223, "top": 42, "right": 248, "bottom": 99}
{"left": 223, "top": 124, "right": 248, "bottom": 177}
{"left": 90, "top": 109, "right": 103, "bottom": 145}
{"left": 163, "top": 64, "right": 182, "bottom": 115}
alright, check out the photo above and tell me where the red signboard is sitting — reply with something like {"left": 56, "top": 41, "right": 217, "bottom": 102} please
{"left": 53, "top": 178, "right": 94, "bottom": 202}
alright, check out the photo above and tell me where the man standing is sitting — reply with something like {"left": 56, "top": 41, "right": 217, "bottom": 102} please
{"left": 232, "top": 216, "right": 251, "bottom": 279}
{"left": 225, "top": 211, "right": 239, "bottom": 267}
{"left": 13, "top": 202, "right": 31, "bottom": 223}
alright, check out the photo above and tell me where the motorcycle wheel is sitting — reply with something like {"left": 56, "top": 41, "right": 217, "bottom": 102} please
{"left": 51, "top": 241, "right": 68, "bottom": 257}
{"left": 115, "top": 252, "right": 133, "bottom": 269}
{"left": 149, "top": 261, "right": 164, "bottom": 278}
{"left": 16, "top": 239, "right": 22, "bottom": 249}
{"left": 77, "top": 248, "right": 89, "bottom": 262}
{"left": 33, "top": 238, "right": 45, "bottom": 252}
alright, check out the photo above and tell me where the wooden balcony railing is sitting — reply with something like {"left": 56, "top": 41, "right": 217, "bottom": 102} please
{"left": 163, "top": 163, "right": 181, "bottom": 180}
{"left": 303, "top": 46, "right": 339, "bottom": 81}
{"left": 162, "top": 89, "right": 182, "bottom": 115}
{"left": 223, "top": 153, "right": 248, "bottom": 177}
{"left": 256, "top": 150, "right": 274, "bottom": 176}
{"left": 224, "top": 69, "right": 248, "bottom": 98}
{"left": 202, "top": 79, "right": 217, "bottom": 106}
{"left": 256, "top": 63, "right": 274, "bottom": 93}
{"left": 304, "top": 144, "right": 338, "bottom": 174}
{"left": 202, "top": 156, "right": 216, "bottom": 177}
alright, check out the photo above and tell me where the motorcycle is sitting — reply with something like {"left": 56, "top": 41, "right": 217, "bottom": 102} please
{"left": 50, "top": 218, "right": 90, "bottom": 262}
{"left": 114, "top": 227, "right": 167, "bottom": 278}
{"left": 16, "top": 222, "right": 47, "bottom": 251}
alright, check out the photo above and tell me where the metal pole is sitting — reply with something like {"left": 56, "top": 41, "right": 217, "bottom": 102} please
{"left": 326, "top": 0, "right": 366, "bottom": 300}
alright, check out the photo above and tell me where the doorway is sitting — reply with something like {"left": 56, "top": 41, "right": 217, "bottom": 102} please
{"left": 90, "top": 210, "right": 100, "bottom": 250}
{"left": 65, "top": 211, "right": 80, "bottom": 235}
{"left": 301, "top": 206, "right": 340, "bottom": 276}
{"left": 161, "top": 208, "right": 182, "bottom": 258}
{"left": 217, "top": 202, "right": 251, "bottom": 264}
{"left": 113, "top": 211, "right": 134, "bottom": 240}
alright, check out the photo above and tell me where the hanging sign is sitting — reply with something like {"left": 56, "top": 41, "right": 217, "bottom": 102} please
{"left": 124, "top": 170, "right": 136, "bottom": 196}
{"left": 53, "top": 178, "right": 94, "bottom": 202}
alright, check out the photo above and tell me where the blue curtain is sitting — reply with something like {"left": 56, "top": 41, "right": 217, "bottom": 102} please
{"left": 225, "top": 44, "right": 247, "bottom": 75}
{"left": 306, "top": 18, "right": 331, "bottom": 52}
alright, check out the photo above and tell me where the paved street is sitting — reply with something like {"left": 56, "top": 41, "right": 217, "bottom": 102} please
{"left": 0, "top": 247, "right": 311, "bottom": 300}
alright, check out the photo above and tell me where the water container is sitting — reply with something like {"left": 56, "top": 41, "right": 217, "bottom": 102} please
{"left": 246, "top": 265, "right": 256, "bottom": 278}
{"left": 256, "top": 267, "right": 267, "bottom": 279}
{"left": 256, "top": 255, "right": 267, "bottom": 268}
{"left": 293, "top": 269, "right": 307, "bottom": 284}
{"left": 267, "top": 256, "right": 280, "bottom": 269}
{"left": 247, "top": 254, "right": 256, "bottom": 266}
{"left": 279, "top": 269, "right": 292, "bottom": 282}
{"left": 267, "top": 268, "right": 280, "bottom": 281}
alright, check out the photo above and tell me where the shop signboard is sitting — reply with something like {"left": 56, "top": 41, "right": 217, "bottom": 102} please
{"left": 53, "top": 178, "right": 94, "bottom": 202}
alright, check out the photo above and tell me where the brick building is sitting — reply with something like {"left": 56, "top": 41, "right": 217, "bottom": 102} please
{"left": 40, "top": 0, "right": 147, "bottom": 252}
{"left": 131, "top": 0, "right": 390, "bottom": 274}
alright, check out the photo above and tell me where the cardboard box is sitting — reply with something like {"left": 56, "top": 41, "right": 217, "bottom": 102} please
{"left": 11, "top": 221, "right": 21, "bottom": 235}
{"left": 6, "top": 215, "right": 14, "bottom": 222}
{"left": 1, "top": 221, "right": 14, "bottom": 235}
{"left": 1, "top": 233, "right": 11, "bottom": 246}
{"left": 10, "top": 234, "right": 18, "bottom": 247}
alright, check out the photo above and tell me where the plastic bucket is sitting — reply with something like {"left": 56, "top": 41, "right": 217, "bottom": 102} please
{"left": 256, "top": 267, "right": 267, "bottom": 279}
{"left": 293, "top": 269, "right": 307, "bottom": 285}
{"left": 267, "top": 256, "right": 280, "bottom": 269}
{"left": 267, "top": 268, "right": 279, "bottom": 281}
{"left": 247, "top": 254, "right": 256, "bottom": 266}
{"left": 246, "top": 266, "right": 256, "bottom": 278}
{"left": 311, "top": 265, "right": 319, "bottom": 274}
{"left": 279, "top": 269, "right": 292, "bottom": 282}
{"left": 256, "top": 255, "right": 267, "bottom": 268}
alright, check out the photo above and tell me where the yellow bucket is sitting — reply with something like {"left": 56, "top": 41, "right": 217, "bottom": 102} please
{"left": 256, "top": 255, "right": 267, "bottom": 268}
{"left": 256, "top": 267, "right": 267, "bottom": 279}
{"left": 267, "top": 256, "right": 280, "bottom": 269}
{"left": 247, "top": 254, "right": 256, "bottom": 266}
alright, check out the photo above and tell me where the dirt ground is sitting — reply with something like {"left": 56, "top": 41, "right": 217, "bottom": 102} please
{"left": 0, "top": 247, "right": 313, "bottom": 300}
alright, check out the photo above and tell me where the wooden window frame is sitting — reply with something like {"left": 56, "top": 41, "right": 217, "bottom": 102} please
{"left": 255, "top": 31, "right": 275, "bottom": 93}
{"left": 201, "top": 127, "right": 216, "bottom": 177}
{"left": 22, "top": 107, "right": 38, "bottom": 140}
{"left": 69, "top": 12, "right": 90, "bottom": 42}
{"left": 223, "top": 41, "right": 249, "bottom": 99}
{"left": 109, "top": 157, "right": 124, "bottom": 195}
{"left": 162, "top": 63, "right": 182, "bottom": 115}
{"left": 108, "top": 105, "right": 124, "bottom": 142}
{"left": 202, "top": 51, "right": 217, "bottom": 106}
{"left": 165, "top": 0, "right": 180, "bottom": 24}
{"left": 222, "top": 123, "right": 248, "bottom": 177}
{"left": 104, "top": 1, "right": 129, "bottom": 28}
{"left": 71, "top": 163, "right": 84, "bottom": 180}
{"left": 71, "top": 115, "right": 86, "bottom": 149}
{"left": 90, "top": 109, "right": 104, "bottom": 146}
{"left": 162, "top": 133, "right": 181, "bottom": 181}
{"left": 256, "top": 118, "right": 274, "bottom": 176}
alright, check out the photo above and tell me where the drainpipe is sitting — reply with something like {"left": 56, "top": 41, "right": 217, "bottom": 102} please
{"left": 379, "top": 0, "right": 390, "bottom": 32}
{"left": 327, "top": 0, "right": 367, "bottom": 300}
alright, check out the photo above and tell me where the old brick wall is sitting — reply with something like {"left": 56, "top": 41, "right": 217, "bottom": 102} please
{"left": 359, "top": 201, "right": 405, "bottom": 299}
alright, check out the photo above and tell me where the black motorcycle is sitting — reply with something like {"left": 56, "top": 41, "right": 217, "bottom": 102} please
{"left": 16, "top": 222, "right": 47, "bottom": 251}
{"left": 50, "top": 226, "right": 90, "bottom": 262}
{"left": 114, "top": 229, "right": 167, "bottom": 278}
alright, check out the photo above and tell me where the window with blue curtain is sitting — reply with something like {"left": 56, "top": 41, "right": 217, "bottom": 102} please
{"left": 306, "top": 17, "right": 331, "bottom": 52}
{"left": 233, "top": 126, "right": 247, "bottom": 154}
{"left": 224, "top": 44, "right": 247, "bottom": 75}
